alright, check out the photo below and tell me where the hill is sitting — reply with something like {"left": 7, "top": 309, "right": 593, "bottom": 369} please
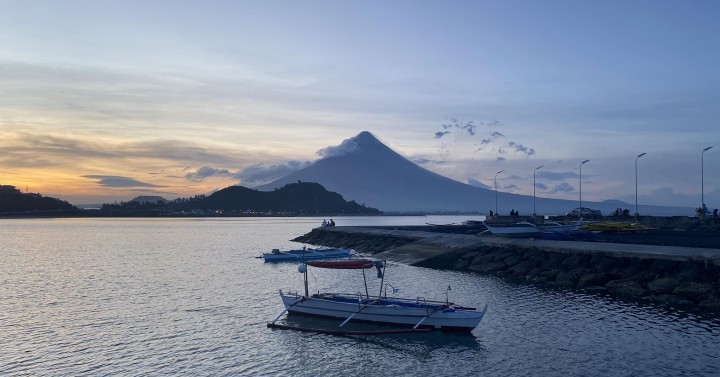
{"left": 101, "top": 182, "right": 381, "bottom": 215}
{"left": 0, "top": 185, "right": 79, "bottom": 213}
{"left": 258, "top": 131, "right": 691, "bottom": 216}
{"left": 197, "top": 182, "right": 380, "bottom": 214}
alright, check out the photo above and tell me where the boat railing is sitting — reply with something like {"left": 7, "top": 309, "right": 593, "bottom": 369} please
{"left": 320, "top": 292, "right": 451, "bottom": 307}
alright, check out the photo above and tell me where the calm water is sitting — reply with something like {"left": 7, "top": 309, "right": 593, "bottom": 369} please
{"left": 1, "top": 217, "right": 719, "bottom": 376}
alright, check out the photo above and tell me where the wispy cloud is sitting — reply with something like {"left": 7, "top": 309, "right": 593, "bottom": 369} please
{"left": 235, "top": 161, "right": 311, "bottom": 187}
{"left": 82, "top": 175, "right": 163, "bottom": 188}
{"left": 536, "top": 171, "right": 579, "bottom": 181}
{"left": 184, "top": 167, "right": 233, "bottom": 182}
{"left": 548, "top": 182, "right": 575, "bottom": 193}
{"left": 467, "top": 177, "right": 492, "bottom": 189}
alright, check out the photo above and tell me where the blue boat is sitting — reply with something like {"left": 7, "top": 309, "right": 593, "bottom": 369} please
{"left": 262, "top": 247, "right": 353, "bottom": 262}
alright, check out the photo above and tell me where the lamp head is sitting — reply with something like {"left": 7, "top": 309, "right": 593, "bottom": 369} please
{"left": 637, "top": 152, "right": 647, "bottom": 158}
{"left": 704, "top": 146, "right": 714, "bottom": 152}
{"left": 581, "top": 159, "right": 590, "bottom": 165}
{"left": 535, "top": 165, "right": 544, "bottom": 171}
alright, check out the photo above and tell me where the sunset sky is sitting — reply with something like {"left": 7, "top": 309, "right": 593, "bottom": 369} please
{"left": 1, "top": 1, "right": 718, "bottom": 207}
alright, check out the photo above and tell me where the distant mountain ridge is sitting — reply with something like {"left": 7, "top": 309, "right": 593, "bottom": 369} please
{"left": 102, "top": 182, "right": 381, "bottom": 215}
{"left": 258, "top": 131, "right": 692, "bottom": 216}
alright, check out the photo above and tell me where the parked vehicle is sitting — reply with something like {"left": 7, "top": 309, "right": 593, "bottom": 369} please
{"left": 566, "top": 207, "right": 602, "bottom": 216}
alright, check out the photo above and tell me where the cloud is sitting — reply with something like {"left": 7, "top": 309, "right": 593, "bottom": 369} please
{"left": 316, "top": 136, "right": 360, "bottom": 158}
{"left": 535, "top": 182, "right": 548, "bottom": 191}
{"left": 507, "top": 141, "right": 536, "bottom": 157}
{"left": 236, "top": 160, "right": 311, "bottom": 186}
{"left": 480, "top": 131, "right": 505, "bottom": 145}
{"left": 467, "top": 177, "right": 492, "bottom": 189}
{"left": 184, "top": 167, "right": 233, "bottom": 182}
{"left": 502, "top": 184, "right": 520, "bottom": 192}
{"left": 82, "top": 175, "right": 162, "bottom": 188}
{"left": 549, "top": 182, "right": 575, "bottom": 193}
{"left": 536, "top": 171, "right": 579, "bottom": 181}
{"left": 434, "top": 131, "right": 450, "bottom": 139}
{"left": 496, "top": 156, "right": 506, "bottom": 161}
{"left": 412, "top": 157, "right": 446, "bottom": 165}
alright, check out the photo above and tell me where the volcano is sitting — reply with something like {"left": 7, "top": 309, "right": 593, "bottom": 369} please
{"left": 257, "top": 131, "right": 689, "bottom": 215}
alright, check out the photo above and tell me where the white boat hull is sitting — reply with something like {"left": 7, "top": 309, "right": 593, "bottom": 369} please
{"left": 279, "top": 290, "right": 487, "bottom": 331}
{"left": 482, "top": 221, "right": 540, "bottom": 238}
{"left": 263, "top": 248, "right": 351, "bottom": 262}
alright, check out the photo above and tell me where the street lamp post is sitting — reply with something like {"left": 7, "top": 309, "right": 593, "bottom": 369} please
{"left": 635, "top": 152, "right": 647, "bottom": 216}
{"left": 495, "top": 170, "right": 504, "bottom": 216}
{"left": 702, "top": 146, "right": 713, "bottom": 213}
{"left": 533, "top": 165, "right": 543, "bottom": 217}
{"left": 579, "top": 160, "right": 590, "bottom": 213}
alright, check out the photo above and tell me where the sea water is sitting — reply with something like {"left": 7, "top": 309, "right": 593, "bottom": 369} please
{"left": 1, "top": 217, "right": 718, "bottom": 376}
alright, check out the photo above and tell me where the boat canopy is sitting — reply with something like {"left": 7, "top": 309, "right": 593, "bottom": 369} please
{"left": 307, "top": 259, "right": 376, "bottom": 269}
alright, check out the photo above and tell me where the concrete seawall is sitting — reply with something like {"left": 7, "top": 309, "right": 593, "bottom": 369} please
{"left": 293, "top": 227, "right": 720, "bottom": 310}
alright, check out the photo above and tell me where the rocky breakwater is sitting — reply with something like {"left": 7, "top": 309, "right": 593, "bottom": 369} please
{"left": 293, "top": 226, "right": 720, "bottom": 310}
{"left": 292, "top": 227, "right": 418, "bottom": 254}
{"left": 452, "top": 243, "right": 720, "bottom": 309}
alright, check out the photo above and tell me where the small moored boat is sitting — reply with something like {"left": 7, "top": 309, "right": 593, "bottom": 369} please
{"left": 481, "top": 221, "right": 540, "bottom": 238}
{"left": 268, "top": 259, "right": 487, "bottom": 333}
{"left": 262, "top": 247, "right": 352, "bottom": 262}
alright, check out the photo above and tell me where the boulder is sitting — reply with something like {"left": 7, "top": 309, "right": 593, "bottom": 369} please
{"left": 511, "top": 260, "right": 536, "bottom": 275}
{"left": 578, "top": 273, "right": 609, "bottom": 288}
{"left": 650, "top": 259, "right": 677, "bottom": 272}
{"left": 606, "top": 279, "right": 647, "bottom": 297}
{"left": 646, "top": 277, "right": 681, "bottom": 294}
{"left": 503, "top": 254, "right": 523, "bottom": 267}
{"left": 673, "top": 282, "right": 714, "bottom": 300}
{"left": 470, "top": 253, "right": 497, "bottom": 266}
{"left": 469, "top": 261, "right": 507, "bottom": 274}
{"left": 541, "top": 253, "right": 567, "bottom": 269}
{"left": 699, "top": 294, "right": 720, "bottom": 310}
{"left": 594, "top": 258, "right": 617, "bottom": 273}
{"left": 526, "top": 268, "right": 556, "bottom": 283}
{"left": 555, "top": 271, "right": 579, "bottom": 288}
{"left": 562, "top": 254, "right": 591, "bottom": 269}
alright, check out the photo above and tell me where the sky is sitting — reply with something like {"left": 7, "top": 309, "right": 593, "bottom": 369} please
{"left": 1, "top": 0, "right": 718, "bottom": 208}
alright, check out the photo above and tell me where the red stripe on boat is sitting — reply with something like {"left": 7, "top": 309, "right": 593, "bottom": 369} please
{"left": 307, "top": 259, "right": 375, "bottom": 269}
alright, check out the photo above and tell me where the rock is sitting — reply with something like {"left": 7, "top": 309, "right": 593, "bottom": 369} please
{"left": 555, "top": 271, "right": 579, "bottom": 288}
{"left": 594, "top": 258, "right": 617, "bottom": 273}
{"left": 582, "top": 286, "right": 608, "bottom": 293}
{"left": 631, "top": 270, "right": 659, "bottom": 283}
{"left": 674, "top": 263, "right": 704, "bottom": 282}
{"left": 526, "top": 267, "right": 556, "bottom": 283}
{"left": 578, "top": 273, "right": 609, "bottom": 288}
{"left": 646, "top": 277, "right": 681, "bottom": 294}
{"left": 541, "top": 253, "right": 567, "bottom": 269}
{"left": 609, "top": 260, "right": 641, "bottom": 277}
{"left": 650, "top": 259, "right": 677, "bottom": 272}
{"left": 469, "top": 261, "right": 507, "bottom": 274}
{"left": 492, "top": 252, "right": 514, "bottom": 262}
{"left": 698, "top": 294, "right": 720, "bottom": 309}
{"left": 673, "top": 282, "right": 714, "bottom": 300}
{"left": 511, "top": 260, "right": 536, "bottom": 275}
{"left": 562, "top": 254, "right": 591, "bottom": 269}
{"left": 606, "top": 279, "right": 647, "bottom": 297}
{"left": 470, "top": 253, "right": 497, "bottom": 266}
{"left": 503, "top": 254, "right": 523, "bottom": 267}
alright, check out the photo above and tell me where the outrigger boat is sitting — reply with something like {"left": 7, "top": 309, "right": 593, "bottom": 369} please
{"left": 261, "top": 247, "right": 352, "bottom": 262}
{"left": 268, "top": 259, "right": 487, "bottom": 334}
